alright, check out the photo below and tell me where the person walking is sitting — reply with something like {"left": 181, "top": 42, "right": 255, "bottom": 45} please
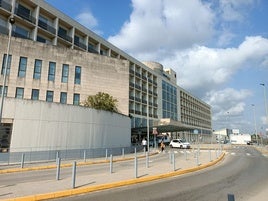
{"left": 142, "top": 138, "right": 147, "bottom": 151}
{"left": 160, "top": 141, "right": 165, "bottom": 152}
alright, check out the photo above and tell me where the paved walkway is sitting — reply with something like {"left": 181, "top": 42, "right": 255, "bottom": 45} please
{"left": 0, "top": 146, "right": 226, "bottom": 201}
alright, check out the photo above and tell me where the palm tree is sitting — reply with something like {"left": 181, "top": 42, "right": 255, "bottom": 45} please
{"left": 82, "top": 92, "right": 118, "bottom": 112}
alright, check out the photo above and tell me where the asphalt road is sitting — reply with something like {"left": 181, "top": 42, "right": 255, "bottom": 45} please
{"left": 54, "top": 146, "right": 268, "bottom": 201}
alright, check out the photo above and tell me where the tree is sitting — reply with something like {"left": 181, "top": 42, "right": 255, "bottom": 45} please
{"left": 82, "top": 92, "right": 118, "bottom": 112}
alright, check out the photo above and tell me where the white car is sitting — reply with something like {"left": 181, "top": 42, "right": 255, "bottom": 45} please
{"left": 169, "top": 139, "right": 190, "bottom": 149}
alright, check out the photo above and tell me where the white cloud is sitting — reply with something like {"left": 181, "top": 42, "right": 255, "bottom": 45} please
{"left": 161, "top": 36, "right": 268, "bottom": 97}
{"left": 219, "top": 0, "right": 255, "bottom": 22}
{"left": 75, "top": 11, "right": 99, "bottom": 32}
{"left": 108, "top": 0, "right": 214, "bottom": 55}
{"left": 204, "top": 88, "right": 252, "bottom": 130}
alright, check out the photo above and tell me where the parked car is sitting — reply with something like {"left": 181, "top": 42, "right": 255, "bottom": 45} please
{"left": 169, "top": 139, "right": 190, "bottom": 149}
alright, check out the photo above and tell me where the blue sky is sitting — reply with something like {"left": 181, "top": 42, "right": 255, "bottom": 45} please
{"left": 45, "top": 0, "right": 268, "bottom": 135}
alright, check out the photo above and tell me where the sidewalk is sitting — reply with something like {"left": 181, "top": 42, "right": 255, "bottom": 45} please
{"left": 0, "top": 148, "right": 225, "bottom": 201}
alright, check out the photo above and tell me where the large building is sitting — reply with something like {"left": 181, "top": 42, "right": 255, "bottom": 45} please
{"left": 0, "top": 0, "right": 212, "bottom": 151}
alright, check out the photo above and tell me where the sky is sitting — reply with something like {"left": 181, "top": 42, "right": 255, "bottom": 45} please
{"left": 45, "top": 0, "right": 268, "bottom": 135}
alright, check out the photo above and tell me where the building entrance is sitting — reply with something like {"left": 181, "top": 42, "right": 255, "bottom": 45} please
{"left": 0, "top": 123, "right": 12, "bottom": 152}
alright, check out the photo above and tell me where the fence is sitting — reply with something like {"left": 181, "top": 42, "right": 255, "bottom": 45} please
{"left": 0, "top": 145, "right": 142, "bottom": 165}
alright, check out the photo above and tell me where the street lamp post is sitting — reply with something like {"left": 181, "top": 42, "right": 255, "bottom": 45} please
{"left": 147, "top": 76, "right": 149, "bottom": 153}
{"left": 0, "top": 16, "right": 15, "bottom": 124}
{"left": 260, "top": 83, "right": 268, "bottom": 126}
{"left": 252, "top": 104, "right": 258, "bottom": 145}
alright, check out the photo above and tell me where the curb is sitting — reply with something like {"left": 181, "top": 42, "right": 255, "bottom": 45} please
{"left": 2, "top": 152, "right": 225, "bottom": 201}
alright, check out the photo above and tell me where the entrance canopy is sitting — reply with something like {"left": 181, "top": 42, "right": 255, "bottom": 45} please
{"left": 153, "top": 118, "right": 195, "bottom": 133}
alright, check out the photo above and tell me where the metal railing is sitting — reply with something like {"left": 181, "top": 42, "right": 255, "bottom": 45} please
{"left": 0, "top": 0, "right": 12, "bottom": 12}
{"left": 38, "top": 20, "right": 56, "bottom": 34}
{"left": 15, "top": 7, "right": 36, "bottom": 24}
{"left": 0, "top": 146, "right": 142, "bottom": 165}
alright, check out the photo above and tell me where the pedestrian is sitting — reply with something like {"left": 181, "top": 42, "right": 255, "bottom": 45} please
{"left": 142, "top": 138, "right": 147, "bottom": 151}
{"left": 160, "top": 141, "right": 165, "bottom": 152}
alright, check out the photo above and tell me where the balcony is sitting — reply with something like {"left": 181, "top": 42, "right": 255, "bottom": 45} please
{"left": 135, "top": 84, "right": 141, "bottom": 90}
{"left": 12, "top": 30, "right": 30, "bottom": 40}
{"left": 135, "top": 111, "right": 141, "bottom": 115}
{"left": 58, "top": 31, "right": 72, "bottom": 43}
{"left": 74, "top": 40, "right": 87, "bottom": 50}
{"left": 0, "top": 24, "right": 8, "bottom": 35}
{"left": 129, "top": 109, "right": 135, "bottom": 114}
{"left": 0, "top": 0, "right": 11, "bottom": 12}
{"left": 38, "top": 20, "right": 56, "bottom": 34}
{"left": 129, "top": 69, "right": 134, "bottom": 75}
{"left": 130, "top": 82, "right": 135, "bottom": 88}
{"left": 135, "top": 97, "right": 141, "bottom": 102}
{"left": 88, "top": 46, "right": 99, "bottom": 54}
{"left": 15, "top": 8, "right": 36, "bottom": 24}
{"left": 135, "top": 72, "right": 141, "bottom": 78}
{"left": 129, "top": 96, "right": 135, "bottom": 101}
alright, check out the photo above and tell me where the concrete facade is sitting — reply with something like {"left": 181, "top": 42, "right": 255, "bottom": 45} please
{"left": 0, "top": 35, "right": 130, "bottom": 117}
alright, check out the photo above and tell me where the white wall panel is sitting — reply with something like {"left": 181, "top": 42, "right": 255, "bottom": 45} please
{"left": 5, "top": 98, "right": 130, "bottom": 152}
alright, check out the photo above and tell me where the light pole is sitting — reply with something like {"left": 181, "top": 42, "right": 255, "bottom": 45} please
{"left": 147, "top": 76, "right": 149, "bottom": 152}
{"left": 0, "top": 16, "right": 15, "bottom": 124}
{"left": 260, "top": 83, "right": 268, "bottom": 126}
{"left": 252, "top": 104, "right": 258, "bottom": 144}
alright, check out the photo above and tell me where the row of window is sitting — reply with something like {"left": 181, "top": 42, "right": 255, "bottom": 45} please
{"left": 1, "top": 54, "right": 82, "bottom": 84}
{"left": 0, "top": 86, "right": 80, "bottom": 105}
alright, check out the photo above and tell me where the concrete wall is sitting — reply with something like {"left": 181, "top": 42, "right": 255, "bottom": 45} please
{"left": 4, "top": 98, "right": 131, "bottom": 152}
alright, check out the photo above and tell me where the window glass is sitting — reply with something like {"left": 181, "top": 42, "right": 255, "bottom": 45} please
{"left": 46, "top": 90, "right": 53, "bottom": 102}
{"left": 0, "top": 86, "right": 8, "bottom": 97}
{"left": 31, "top": 89, "right": 39, "bottom": 100}
{"left": 1, "top": 54, "right": 12, "bottom": 75}
{"left": 37, "top": 36, "right": 46, "bottom": 43}
{"left": 73, "top": 93, "right": 80, "bottom": 105}
{"left": 48, "top": 62, "right": 56, "bottom": 81}
{"left": 61, "top": 64, "right": 69, "bottom": 83}
{"left": 18, "top": 4, "right": 30, "bottom": 17}
{"left": 33, "top": 59, "right": 42, "bottom": 79}
{"left": 74, "top": 66, "right": 81, "bottom": 84}
{"left": 15, "top": 87, "right": 24, "bottom": 99}
{"left": 58, "top": 27, "right": 67, "bottom": 36}
{"left": 18, "top": 57, "right": 27, "bottom": 77}
{"left": 60, "top": 92, "right": 67, "bottom": 104}
{"left": 14, "top": 26, "right": 29, "bottom": 39}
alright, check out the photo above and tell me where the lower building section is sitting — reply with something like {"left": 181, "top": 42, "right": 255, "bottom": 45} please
{"left": 3, "top": 98, "right": 131, "bottom": 152}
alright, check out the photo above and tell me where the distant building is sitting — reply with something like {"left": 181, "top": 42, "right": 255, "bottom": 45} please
{"left": 0, "top": 0, "right": 212, "bottom": 151}
{"left": 229, "top": 134, "right": 251, "bottom": 145}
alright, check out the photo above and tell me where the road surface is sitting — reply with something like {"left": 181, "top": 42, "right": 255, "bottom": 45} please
{"left": 54, "top": 146, "right": 268, "bottom": 201}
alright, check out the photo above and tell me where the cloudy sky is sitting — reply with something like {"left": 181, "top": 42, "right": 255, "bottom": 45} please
{"left": 45, "top": 0, "right": 268, "bottom": 135}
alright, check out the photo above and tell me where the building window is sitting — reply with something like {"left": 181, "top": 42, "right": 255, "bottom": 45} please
{"left": 15, "top": 87, "right": 24, "bottom": 99}
{"left": 31, "top": 89, "right": 39, "bottom": 100}
{"left": 73, "top": 93, "right": 80, "bottom": 105}
{"left": 0, "top": 86, "right": 8, "bottom": 97}
{"left": 60, "top": 92, "right": 67, "bottom": 104}
{"left": 18, "top": 57, "right": 27, "bottom": 77}
{"left": 1, "top": 54, "right": 12, "bottom": 75}
{"left": 162, "top": 81, "right": 178, "bottom": 121}
{"left": 48, "top": 62, "right": 56, "bottom": 81}
{"left": 13, "top": 25, "right": 29, "bottom": 39}
{"left": 74, "top": 66, "right": 81, "bottom": 84}
{"left": 37, "top": 35, "right": 46, "bottom": 43}
{"left": 46, "top": 90, "right": 53, "bottom": 102}
{"left": 61, "top": 64, "right": 69, "bottom": 83}
{"left": 33, "top": 59, "right": 42, "bottom": 79}
{"left": 17, "top": 4, "right": 31, "bottom": 19}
